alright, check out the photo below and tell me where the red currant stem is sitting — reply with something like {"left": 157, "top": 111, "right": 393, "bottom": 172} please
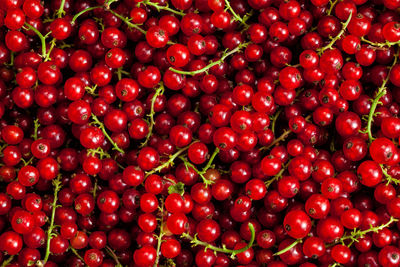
{"left": 32, "top": 118, "right": 40, "bottom": 140}
{"left": 105, "top": 246, "right": 123, "bottom": 267}
{"left": 0, "top": 143, "right": 8, "bottom": 157}
{"left": 22, "top": 156, "right": 34, "bottom": 166}
{"left": 104, "top": 0, "right": 119, "bottom": 9}
{"left": 179, "top": 156, "right": 215, "bottom": 186}
{"left": 333, "top": 216, "right": 398, "bottom": 248}
{"left": 169, "top": 42, "right": 251, "bottom": 76}
{"left": 23, "top": 22, "right": 47, "bottom": 59}
{"left": 57, "top": 0, "right": 66, "bottom": 18}
{"left": 85, "top": 84, "right": 98, "bottom": 96}
{"left": 0, "top": 255, "right": 14, "bottom": 267}
{"left": 270, "top": 108, "right": 283, "bottom": 134}
{"left": 70, "top": 247, "right": 84, "bottom": 262}
{"left": 326, "top": 0, "right": 338, "bottom": 16}
{"left": 94, "top": 17, "right": 105, "bottom": 32}
{"left": 224, "top": 0, "right": 249, "bottom": 27}
{"left": 365, "top": 50, "right": 398, "bottom": 143}
{"left": 273, "top": 238, "right": 302, "bottom": 256}
{"left": 145, "top": 143, "right": 192, "bottom": 177}
{"left": 182, "top": 222, "right": 255, "bottom": 259}
{"left": 381, "top": 164, "right": 400, "bottom": 185}
{"left": 91, "top": 114, "right": 125, "bottom": 154}
{"left": 179, "top": 147, "right": 219, "bottom": 185}
{"left": 88, "top": 147, "right": 110, "bottom": 160}
{"left": 71, "top": 6, "right": 102, "bottom": 26}
{"left": 44, "top": 39, "right": 57, "bottom": 62}
{"left": 41, "top": 175, "right": 63, "bottom": 265}
{"left": 317, "top": 12, "right": 353, "bottom": 55}
{"left": 107, "top": 9, "right": 146, "bottom": 35}
{"left": 116, "top": 68, "right": 122, "bottom": 80}
{"left": 266, "top": 129, "right": 292, "bottom": 149}
{"left": 261, "top": 114, "right": 311, "bottom": 151}
{"left": 202, "top": 147, "right": 220, "bottom": 173}
{"left": 361, "top": 37, "right": 400, "bottom": 48}
{"left": 140, "top": 82, "right": 165, "bottom": 149}
{"left": 264, "top": 167, "right": 286, "bottom": 188}
{"left": 120, "top": 69, "right": 131, "bottom": 76}
{"left": 92, "top": 177, "right": 98, "bottom": 199}
{"left": 329, "top": 263, "right": 342, "bottom": 267}
{"left": 141, "top": 0, "right": 186, "bottom": 16}
{"left": 4, "top": 51, "right": 14, "bottom": 67}
{"left": 154, "top": 198, "right": 165, "bottom": 267}
{"left": 118, "top": 69, "right": 131, "bottom": 77}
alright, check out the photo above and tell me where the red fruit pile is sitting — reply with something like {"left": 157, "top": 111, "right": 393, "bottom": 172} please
{"left": 1, "top": 0, "right": 400, "bottom": 266}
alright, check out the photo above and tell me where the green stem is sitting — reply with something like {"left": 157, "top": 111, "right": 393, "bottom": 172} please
{"left": 333, "top": 216, "right": 398, "bottom": 248}
{"left": 270, "top": 108, "right": 282, "bottom": 134}
{"left": 201, "top": 147, "right": 219, "bottom": 173}
{"left": 57, "top": 0, "right": 66, "bottom": 18}
{"left": 264, "top": 167, "right": 285, "bottom": 188}
{"left": 41, "top": 175, "right": 63, "bottom": 265}
{"left": 116, "top": 68, "right": 122, "bottom": 80}
{"left": 70, "top": 247, "right": 84, "bottom": 262}
{"left": 361, "top": 37, "right": 400, "bottom": 48}
{"left": 142, "top": 0, "right": 185, "bottom": 16}
{"left": 71, "top": 6, "right": 102, "bottom": 25}
{"left": 32, "top": 119, "right": 40, "bottom": 140}
{"left": 86, "top": 84, "right": 98, "bottom": 96}
{"left": 182, "top": 223, "right": 255, "bottom": 259}
{"left": 92, "top": 177, "right": 98, "bottom": 199}
{"left": 24, "top": 22, "right": 47, "bottom": 58}
{"left": 104, "top": 0, "right": 119, "bottom": 8}
{"left": 154, "top": 199, "right": 165, "bottom": 267}
{"left": 145, "top": 144, "right": 192, "bottom": 177}
{"left": 107, "top": 9, "right": 146, "bottom": 35}
{"left": 327, "top": 0, "right": 338, "bottom": 16}
{"left": 273, "top": 239, "right": 302, "bottom": 256}
{"left": 44, "top": 39, "right": 57, "bottom": 62}
{"left": 87, "top": 147, "right": 111, "bottom": 160}
{"left": 1, "top": 255, "right": 14, "bottom": 267}
{"left": 169, "top": 42, "right": 251, "bottom": 76}
{"left": 317, "top": 12, "right": 353, "bottom": 55}
{"left": 261, "top": 114, "right": 311, "bottom": 151}
{"left": 381, "top": 164, "right": 400, "bottom": 185}
{"left": 224, "top": 0, "right": 248, "bottom": 27}
{"left": 105, "top": 246, "right": 123, "bottom": 267}
{"left": 261, "top": 129, "right": 292, "bottom": 150}
{"left": 91, "top": 114, "right": 124, "bottom": 154}
{"left": 22, "top": 156, "right": 34, "bottom": 166}
{"left": 179, "top": 147, "right": 219, "bottom": 186}
{"left": 140, "top": 83, "right": 165, "bottom": 148}
{"left": 365, "top": 51, "right": 398, "bottom": 143}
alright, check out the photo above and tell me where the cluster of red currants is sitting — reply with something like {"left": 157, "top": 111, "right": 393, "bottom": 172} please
{"left": 1, "top": 0, "right": 400, "bottom": 266}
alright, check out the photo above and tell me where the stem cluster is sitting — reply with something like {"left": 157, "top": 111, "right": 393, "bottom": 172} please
{"left": 141, "top": 0, "right": 186, "bottom": 16}
{"left": 140, "top": 83, "right": 165, "bottom": 148}
{"left": 317, "top": 12, "right": 353, "bottom": 55}
{"left": 335, "top": 216, "right": 398, "bottom": 248}
{"left": 181, "top": 222, "right": 255, "bottom": 259}
{"left": 363, "top": 50, "right": 399, "bottom": 143}
{"left": 179, "top": 147, "right": 220, "bottom": 186}
{"left": 169, "top": 42, "right": 251, "bottom": 76}
{"left": 38, "top": 175, "right": 63, "bottom": 265}
{"left": 90, "top": 114, "right": 125, "bottom": 154}
{"left": 145, "top": 144, "right": 192, "bottom": 177}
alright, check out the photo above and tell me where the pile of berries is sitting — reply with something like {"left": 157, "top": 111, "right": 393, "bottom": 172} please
{"left": 2, "top": 0, "right": 400, "bottom": 266}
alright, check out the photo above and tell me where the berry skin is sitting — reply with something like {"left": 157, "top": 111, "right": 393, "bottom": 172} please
{"left": 283, "top": 210, "right": 312, "bottom": 239}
